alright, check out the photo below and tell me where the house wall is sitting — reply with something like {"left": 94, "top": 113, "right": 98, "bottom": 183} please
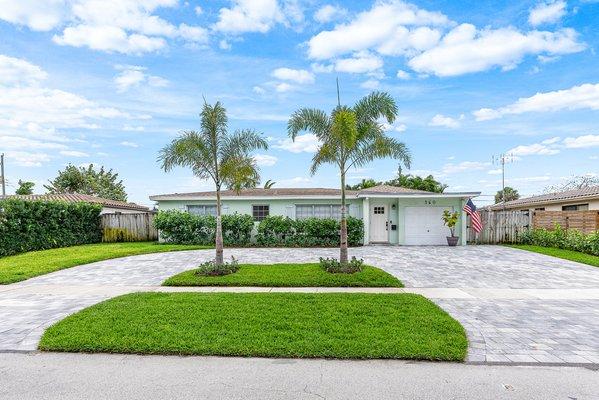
{"left": 511, "top": 198, "right": 599, "bottom": 212}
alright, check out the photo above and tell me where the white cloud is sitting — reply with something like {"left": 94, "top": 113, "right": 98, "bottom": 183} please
{"left": 382, "top": 122, "right": 407, "bottom": 132}
{"left": 396, "top": 69, "right": 410, "bottom": 80}
{"left": 563, "top": 134, "right": 599, "bottom": 149}
{"left": 254, "top": 154, "right": 278, "bottom": 166}
{"left": 114, "top": 65, "right": 169, "bottom": 92}
{"left": 473, "top": 83, "right": 599, "bottom": 121}
{"left": 214, "top": 0, "right": 286, "bottom": 34}
{"left": 442, "top": 161, "right": 489, "bottom": 174}
{"left": 307, "top": 0, "right": 450, "bottom": 60}
{"left": 313, "top": 5, "right": 347, "bottom": 23}
{"left": 334, "top": 52, "right": 383, "bottom": 74}
{"left": 408, "top": 24, "right": 583, "bottom": 77}
{"left": 60, "top": 150, "right": 89, "bottom": 157}
{"left": 4, "top": 151, "right": 52, "bottom": 167}
{"left": 271, "top": 67, "right": 315, "bottom": 84}
{"left": 277, "top": 176, "right": 313, "bottom": 187}
{"left": 1, "top": 1, "right": 208, "bottom": 54}
{"left": 428, "top": 114, "right": 461, "bottom": 128}
{"left": 122, "top": 125, "right": 145, "bottom": 131}
{"left": 488, "top": 168, "right": 502, "bottom": 175}
{"left": 529, "top": 1, "right": 567, "bottom": 26}
{"left": 360, "top": 79, "right": 380, "bottom": 89}
{"left": 252, "top": 86, "right": 266, "bottom": 94}
{"left": 508, "top": 143, "right": 560, "bottom": 156}
{"left": 120, "top": 141, "right": 139, "bottom": 147}
{"left": 0, "top": 135, "right": 67, "bottom": 150}
{"left": 219, "top": 39, "right": 232, "bottom": 50}
{"left": 274, "top": 133, "right": 321, "bottom": 153}
{"left": 0, "top": 54, "right": 48, "bottom": 86}
{"left": 275, "top": 82, "right": 294, "bottom": 92}
{"left": 194, "top": 6, "right": 203, "bottom": 15}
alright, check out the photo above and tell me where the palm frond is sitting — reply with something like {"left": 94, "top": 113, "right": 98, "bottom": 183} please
{"left": 157, "top": 131, "right": 215, "bottom": 181}
{"left": 287, "top": 108, "right": 331, "bottom": 140}
{"left": 220, "top": 129, "right": 268, "bottom": 161}
{"left": 353, "top": 91, "right": 398, "bottom": 127}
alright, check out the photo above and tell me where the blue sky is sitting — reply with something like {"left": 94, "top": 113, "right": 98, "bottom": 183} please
{"left": 0, "top": 0, "right": 598, "bottom": 207}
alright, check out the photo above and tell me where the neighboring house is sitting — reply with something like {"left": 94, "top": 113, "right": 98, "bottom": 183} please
{"left": 1, "top": 193, "right": 149, "bottom": 214}
{"left": 489, "top": 186, "right": 599, "bottom": 212}
{"left": 150, "top": 185, "right": 480, "bottom": 246}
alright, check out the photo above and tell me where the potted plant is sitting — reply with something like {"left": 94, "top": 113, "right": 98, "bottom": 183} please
{"left": 442, "top": 210, "right": 460, "bottom": 246}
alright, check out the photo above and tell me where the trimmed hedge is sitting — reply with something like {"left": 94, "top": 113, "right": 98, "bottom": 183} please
{"left": 153, "top": 211, "right": 364, "bottom": 247}
{"left": 153, "top": 211, "right": 254, "bottom": 246}
{"left": 0, "top": 199, "right": 102, "bottom": 257}
{"left": 519, "top": 225, "right": 599, "bottom": 256}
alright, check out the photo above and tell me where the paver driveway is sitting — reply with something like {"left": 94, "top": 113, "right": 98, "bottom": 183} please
{"left": 1, "top": 246, "right": 598, "bottom": 365}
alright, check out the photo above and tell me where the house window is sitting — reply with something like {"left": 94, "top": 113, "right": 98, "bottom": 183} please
{"left": 562, "top": 204, "right": 589, "bottom": 211}
{"left": 534, "top": 207, "right": 545, "bottom": 211}
{"left": 252, "top": 205, "right": 270, "bottom": 221}
{"left": 295, "top": 204, "right": 342, "bottom": 220}
{"left": 187, "top": 205, "right": 217, "bottom": 216}
{"left": 373, "top": 206, "right": 385, "bottom": 214}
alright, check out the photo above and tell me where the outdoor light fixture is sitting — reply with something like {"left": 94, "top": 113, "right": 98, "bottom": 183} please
{"left": 392, "top": 204, "right": 397, "bottom": 210}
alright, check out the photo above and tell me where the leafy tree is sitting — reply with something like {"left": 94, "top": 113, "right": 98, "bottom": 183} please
{"left": 544, "top": 175, "right": 599, "bottom": 193}
{"left": 158, "top": 101, "right": 268, "bottom": 265}
{"left": 495, "top": 186, "right": 520, "bottom": 203}
{"left": 288, "top": 91, "right": 411, "bottom": 265}
{"left": 386, "top": 173, "right": 447, "bottom": 193}
{"left": 15, "top": 180, "right": 35, "bottom": 195}
{"left": 44, "top": 164, "right": 127, "bottom": 201}
{"left": 263, "top": 179, "right": 276, "bottom": 189}
{"left": 346, "top": 178, "right": 378, "bottom": 190}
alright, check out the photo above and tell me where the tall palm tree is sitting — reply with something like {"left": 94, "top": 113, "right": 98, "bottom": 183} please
{"left": 288, "top": 91, "right": 411, "bottom": 265}
{"left": 159, "top": 101, "right": 268, "bottom": 265}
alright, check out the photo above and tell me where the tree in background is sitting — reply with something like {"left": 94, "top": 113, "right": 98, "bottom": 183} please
{"left": 263, "top": 179, "right": 276, "bottom": 189}
{"left": 15, "top": 180, "right": 35, "bottom": 195}
{"left": 289, "top": 91, "right": 411, "bottom": 266}
{"left": 159, "top": 101, "right": 268, "bottom": 265}
{"left": 44, "top": 164, "right": 127, "bottom": 201}
{"left": 346, "top": 178, "right": 378, "bottom": 190}
{"left": 495, "top": 186, "right": 520, "bottom": 204}
{"left": 544, "top": 175, "right": 599, "bottom": 193}
{"left": 346, "top": 171, "right": 447, "bottom": 193}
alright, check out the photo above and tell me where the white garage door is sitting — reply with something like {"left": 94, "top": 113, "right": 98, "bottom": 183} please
{"left": 404, "top": 207, "right": 450, "bottom": 245}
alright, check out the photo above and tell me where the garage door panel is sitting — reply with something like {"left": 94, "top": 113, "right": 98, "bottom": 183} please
{"left": 404, "top": 207, "right": 449, "bottom": 246}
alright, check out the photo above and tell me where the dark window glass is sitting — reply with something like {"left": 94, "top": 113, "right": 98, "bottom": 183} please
{"left": 562, "top": 204, "right": 589, "bottom": 211}
{"left": 252, "top": 205, "right": 269, "bottom": 221}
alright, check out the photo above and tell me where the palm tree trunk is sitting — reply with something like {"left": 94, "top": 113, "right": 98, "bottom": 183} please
{"left": 339, "top": 171, "right": 348, "bottom": 265}
{"left": 215, "top": 186, "right": 224, "bottom": 265}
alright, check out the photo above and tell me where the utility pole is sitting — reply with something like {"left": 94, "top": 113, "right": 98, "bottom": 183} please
{"left": 492, "top": 153, "right": 514, "bottom": 210}
{"left": 0, "top": 153, "right": 5, "bottom": 197}
{"left": 336, "top": 77, "right": 341, "bottom": 107}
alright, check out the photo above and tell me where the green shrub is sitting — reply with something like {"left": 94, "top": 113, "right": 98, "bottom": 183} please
{"left": 256, "top": 215, "right": 364, "bottom": 247}
{"left": 319, "top": 256, "right": 364, "bottom": 273}
{"left": 520, "top": 225, "right": 599, "bottom": 256}
{"left": 155, "top": 210, "right": 364, "bottom": 247}
{"left": 154, "top": 210, "right": 253, "bottom": 246}
{"left": 195, "top": 257, "right": 239, "bottom": 276}
{"left": 0, "top": 199, "right": 102, "bottom": 257}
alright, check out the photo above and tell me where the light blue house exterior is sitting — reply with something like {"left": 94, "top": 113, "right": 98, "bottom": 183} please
{"left": 150, "top": 185, "right": 480, "bottom": 246}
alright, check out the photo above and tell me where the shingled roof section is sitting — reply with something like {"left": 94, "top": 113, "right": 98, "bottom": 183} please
{"left": 1, "top": 193, "right": 149, "bottom": 212}
{"left": 358, "top": 184, "right": 434, "bottom": 195}
{"left": 489, "top": 185, "right": 599, "bottom": 210}
{"left": 150, "top": 188, "right": 358, "bottom": 200}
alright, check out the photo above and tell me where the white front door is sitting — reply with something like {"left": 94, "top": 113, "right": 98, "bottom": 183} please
{"left": 404, "top": 207, "right": 449, "bottom": 245}
{"left": 369, "top": 204, "right": 388, "bottom": 242}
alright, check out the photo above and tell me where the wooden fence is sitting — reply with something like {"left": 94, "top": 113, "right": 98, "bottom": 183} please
{"left": 532, "top": 210, "right": 599, "bottom": 234}
{"left": 467, "top": 210, "right": 531, "bottom": 244}
{"left": 468, "top": 209, "right": 599, "bottom": 244}
{"left": 100, "top": 213, "right": 158, "bottom": 242}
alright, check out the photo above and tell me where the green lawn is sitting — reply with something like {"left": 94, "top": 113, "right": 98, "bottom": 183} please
{"left": 39, "top": 292, "right": 467, "bottom": 361}
{"left": 163, "top": 263, "right": 403, "bottom": 287}
{"left": 0, "top": 242, "right": 210, "bottom": 284}
{"left": 507, "top": 245, "right": 599, "bottom": 268}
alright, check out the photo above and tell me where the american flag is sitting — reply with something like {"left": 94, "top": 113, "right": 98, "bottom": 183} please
{"left": 463, "top": 198, "right": 483, "bottom": 233}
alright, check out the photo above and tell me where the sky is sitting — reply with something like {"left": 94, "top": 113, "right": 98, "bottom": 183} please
{"left": 0, "top": 0, "right": 598, "bottom": 207}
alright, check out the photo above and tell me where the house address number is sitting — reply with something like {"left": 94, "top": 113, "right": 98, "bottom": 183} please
{"left": 424, "top": 200, "right": 437, "bottom": 205}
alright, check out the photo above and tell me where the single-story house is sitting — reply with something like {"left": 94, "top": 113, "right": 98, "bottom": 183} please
{"left": 149, "top": 185, "right": 480, "bottom": 246}
{"left": 489, "top": 186, "right": 599, "bottom": 212}
{"left": 1, "top": 193, "right": 149, "bottom": 214}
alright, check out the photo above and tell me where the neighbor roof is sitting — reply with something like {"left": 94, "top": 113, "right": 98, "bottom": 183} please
{"left": 2, "top": 193, "right": 149, "bottom": 212}
{"left": 489, "top": 186, "right": 599, "bottom": 210}
{"left": 358, "top": 184, "right": 433, "bottom": 195}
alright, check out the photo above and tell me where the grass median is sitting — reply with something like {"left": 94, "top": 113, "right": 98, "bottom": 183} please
{"left": 163, "top": 263, "right": 403, "bottom": 287}
{"left": 507, "top": 245, "right": 599, "bottom": 268}
{"left": 39, "top": 292, "right": 467, "bottom": 361}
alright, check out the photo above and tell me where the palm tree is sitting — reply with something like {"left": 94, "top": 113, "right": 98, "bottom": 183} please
{"left": 288, "top": 91, "right": 411, "bottom": 265}
{"left": 263, "top": 179, "right": 276, "bottom": 189}
{"left": 159, "top": 101, "right": 268, "bottom": 265}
